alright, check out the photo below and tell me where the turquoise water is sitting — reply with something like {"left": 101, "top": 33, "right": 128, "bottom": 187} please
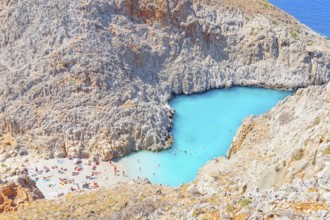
{"left": 270, "top": 0, "right": 330, "bottom": 38}
{"left": 118, "top": 87, "right": 292, "bottom": 187}
{"left": 115, "top": 0, "right": 327, "bottom": 187}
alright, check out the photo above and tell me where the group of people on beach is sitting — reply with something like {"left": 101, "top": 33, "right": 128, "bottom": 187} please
{"left": 29, "top": 155, "right": 129, "bottom": 198}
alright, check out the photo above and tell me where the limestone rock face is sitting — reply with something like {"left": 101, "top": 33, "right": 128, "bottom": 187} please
{"left": 0, "top": 0, "right": 330, "bottom": 160}
{"left": 1, "top": 83, "right": 330, "bottom": 220}
{"left": 200, "top": 83, "right": 330, "bottom": 192}
{"left": 0, "top": 176, "right": 44, "bottom": 213}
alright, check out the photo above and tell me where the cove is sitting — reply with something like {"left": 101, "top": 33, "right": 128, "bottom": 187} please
{"left": 118, "top": 87, "right": 292, "bottom": 187}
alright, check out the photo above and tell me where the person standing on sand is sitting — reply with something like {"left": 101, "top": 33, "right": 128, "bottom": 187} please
{"left": 114, "top": 166, "right": 117, "bottom": 175}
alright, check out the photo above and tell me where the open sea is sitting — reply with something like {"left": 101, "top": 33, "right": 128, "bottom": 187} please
{"left": 270, "top": 0, "right": 330, "bottom": 38}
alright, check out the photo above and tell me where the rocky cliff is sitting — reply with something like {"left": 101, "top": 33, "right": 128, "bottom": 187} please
{"left": 0, "top": 176, "right": 44, "bottom": 214}
{"left": 0, "top": 0, "right": 330, "bottom": 160}
{"left": 2, "top": 83, "right": 329, "bottom": 219}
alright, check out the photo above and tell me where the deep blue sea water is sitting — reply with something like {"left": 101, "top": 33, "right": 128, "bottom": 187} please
{"left": 270, "top": 0, "right": 330, "bottom": 38}
{"left": 119, "top": 88, "right": 292, "bottom": 186}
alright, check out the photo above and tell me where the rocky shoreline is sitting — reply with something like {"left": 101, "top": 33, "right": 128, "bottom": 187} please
{"left": 0, "top": 0, "right": 330, "bottom": 218}
{"left": 2, "top": 83, "right": 329, "bottom": 219}
{"left": 0, "top": 0, "right": 329, "bottom": 161}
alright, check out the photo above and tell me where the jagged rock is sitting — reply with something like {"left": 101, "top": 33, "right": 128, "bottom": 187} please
{"left": 317, "top": 166, "right": 330, "bottom": 191}
{"left": 0, "top": 176, "right": 44, "bottom": 213}
{"left": 187, "top": 184, "right": 200, "bottom": 195}
{"left": 0, "top": 0, "right": 329, "bottom": 160}
{"left": 0, "top": 1, "right": 330, "bottom": 219}
{"left": 200, "top": 83, "right": 330, "bottom": 193}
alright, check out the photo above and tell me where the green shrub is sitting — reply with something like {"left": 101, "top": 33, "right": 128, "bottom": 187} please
{"left": 238, "top": 198, "right": 252, "bottom": 208}
{"left": 242, "top": 184, "right": 247, "bottom": 193}
{"left": 307, "top": 41, "right": 314, "bottom": 46}
{"left": 275, "top": 165, "right": 281, "bottom": 172}
{"left": 226, "top": 204, "right": 235, "bottom": 212}
{"left": 290, "top": 31, "right": 298, "bottom": 40}
{"left": 259, "top": 0, "right": 270, "bottom": 8}
{"left": 313, "top": 117, "right": 321, "bottom": 126}
{"left": 272, "top": 20, "right": 278, "bottom": 26}
{"left": 323, "top": 146, "right": 330, "bottom": 155}
{"left": 312, "top": 150, "right": 318, "bottom": 165}
{"left": 192, "top": 208, "right": 204, "bottom": 217}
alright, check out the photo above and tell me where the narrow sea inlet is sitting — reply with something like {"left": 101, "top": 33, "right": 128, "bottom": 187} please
{"left": 118, "top": 87, "right": 293, "bottom": 186}
{"left": 28, "top": 87, "right": 292, "bottom": 199}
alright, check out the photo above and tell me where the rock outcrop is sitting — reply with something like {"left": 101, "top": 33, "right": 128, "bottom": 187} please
{"left": 198, "top": 81, "right": 330, "bottom": 189}
{"left": 2, "top": 78, "right": 330, "bottom": 220}
{"left": 0, "top": 0, "right": 329, "bottom": 160}
{"left": 0, "top": 176, "right": 44, "bottom": 213}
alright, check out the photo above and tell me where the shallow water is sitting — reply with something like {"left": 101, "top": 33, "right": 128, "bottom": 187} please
{"left": 270, "top": 0, "right": 330, "bottom": 38}
{"left": 116, "top": 0, "right": 329, "bottom": 187}
{"left": 118, "top": 87, "right": 292, "bottom": 187}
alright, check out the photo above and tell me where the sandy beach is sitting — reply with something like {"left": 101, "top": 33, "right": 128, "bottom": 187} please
{"left": 27, "top": 158, "right": 131, "bottom": 199}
